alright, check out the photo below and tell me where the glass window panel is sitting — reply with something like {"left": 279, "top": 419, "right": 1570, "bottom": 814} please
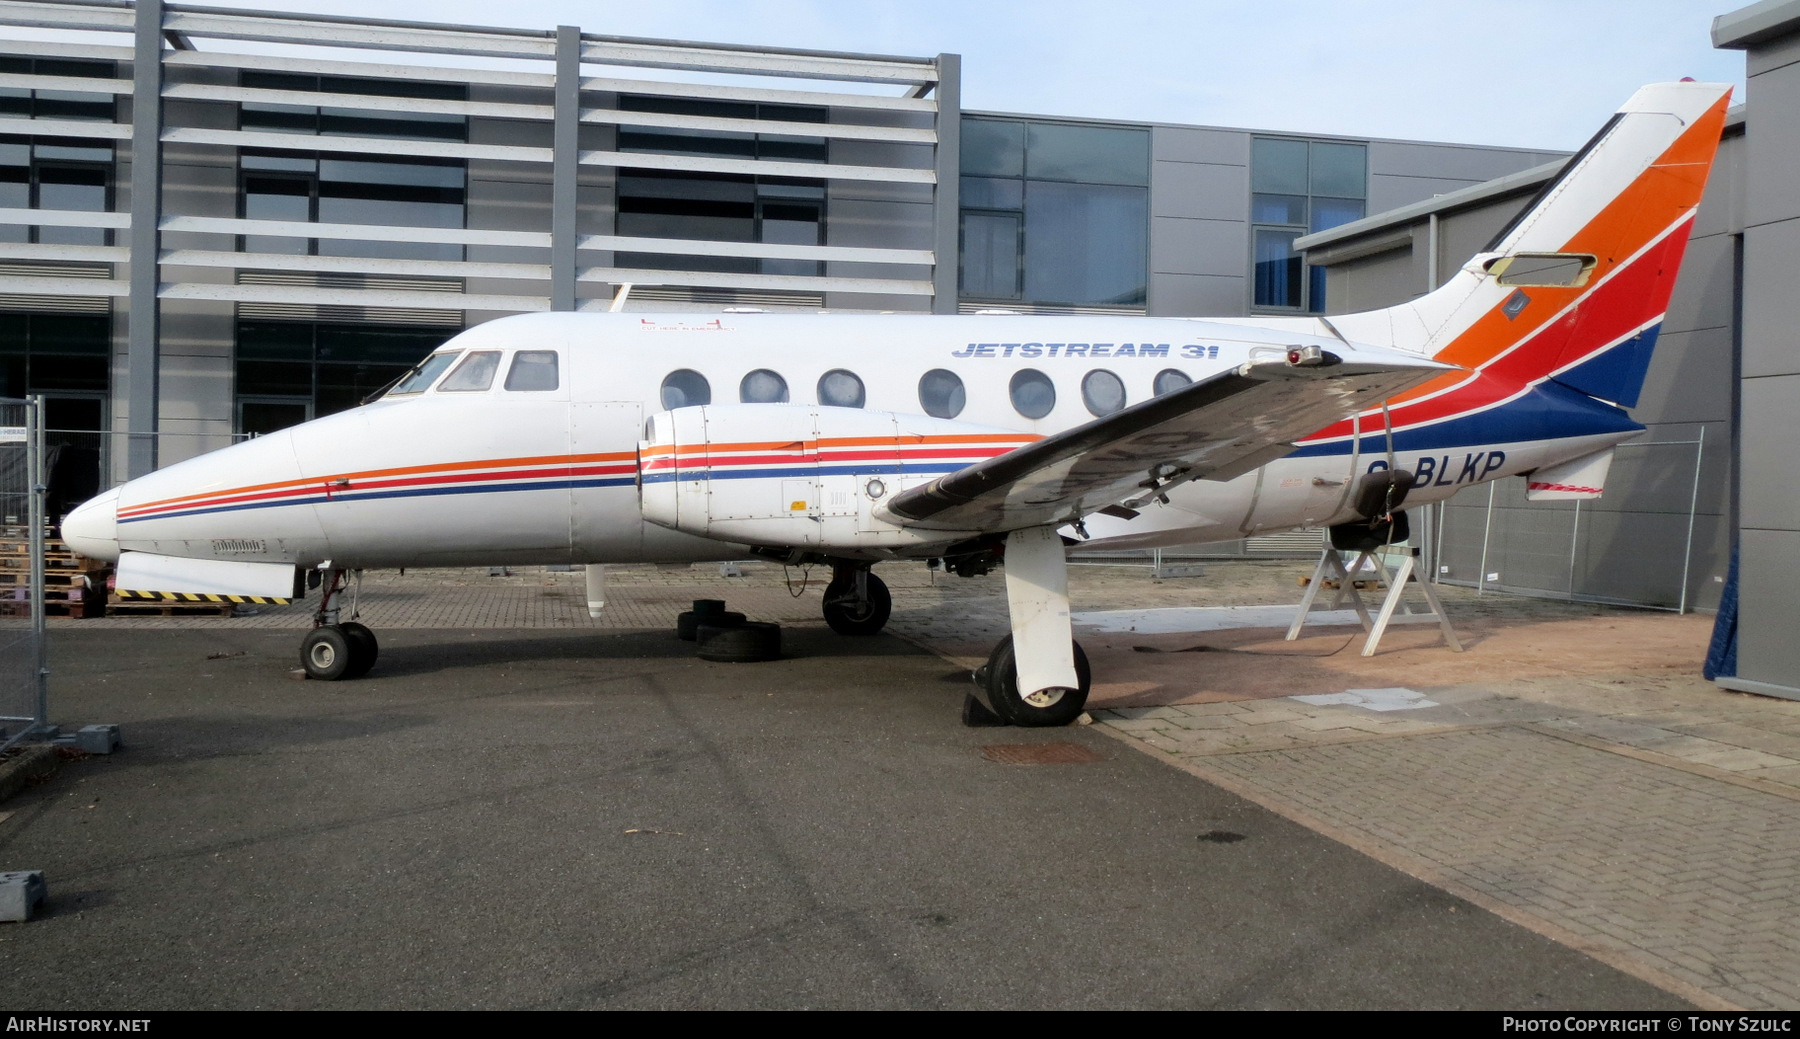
{"left": 34, "top": 91, "right": 113, "bottom": 122}
{"left": 318, "top": 238, "right": 462, "bottom": 263}
{"left": 34, "top": 143, "right": 111, "bottom": 163}
{"left": 621, "top": 95, "right": 756, "bottom": 120}
{"left": 1309, "top": 265, "right": 1328, "bottom": 313}
{"left": 660, "top": 369, "right": 710, "bottom": 410}
{"left": 237, "top": 359, "right": 312, "bottom": 396}
{"left": 959, "top": 212, "right": 1020, "bottom": 299}
{"left": 756, "top": 179, "right": 825, "bottom": 200}
{"left": 1251, "top": 193, "right": 1307, "bottom": 225}
{"left": 1251, "top": 138, "right": 1308, "bottom": 195}
{"left": 1025, "top": 123, "right": 1149, "bottom": 186}
{"left": 37, "top": 165, "right": 107, "bottom": 246}
{"left": 239, "top": 399, "right": 310, "bottom": 437}
{"left": 961, "top": 119, "right": 1025, "bottom": 178}
{"left": 1009, "top": 369, "right": 1056, "bottom": 419}
{"left": 237, "top": 322, "right": 314, "bottom": 361}
{"left": 1023, "top": 183, "right": 1147, "bottom": 306}
{"left": 757, "top": 135, "right": 826, "bottom": 163}
{"left": 1309, "top": 142, "right": 1366, "bottom": 198}
{"left": 241, "top": 152, "right": 317, "bottom": 172}
{"left": 1153, "top": 369, "right": 1192, "bottom": 395}
{"left": 317, "top": 195, "right": 463, "bottom": 229}
{"left": 320, "top": 109, "right": 466, "bottom": 142}
{"left": 817, "top": 369, "right": 865, "bottom": 409}
{"left": 504, "top": 350, "right": 559, "bottom": 391}
{"left": 0, "top": 357, "right": 23, "bottom": 397}
{"left": 618, "top": 128, "right": 757, "bottom": 159}
{"left": 917, "top": 368, "right": 965, "bottom": 419}
{"left": 0, "top": 144, "right": 28, "bottom": 166}
{"left": 316, "top": 362, "right": 410, "bottom": 415}
{"left": 29, "top": 316, "right": 108, "bottom": 355}
{"left": 1080, "top": 369, "right": 1127, "bottom": 416}
{"left": 619, "top": 172, "right": 755, "bottom": 204}
{"left": 0, "top": 166, "right": 26, "bottom": 243}
{"left": 318, "top": 159, "right": 464, "bottom": 191}
{"left": 960, "top": 176, "right": 1023, "bottom": 210}
{"left": 438, "top": 351, "right": 499, "bottom": 392}
{"left": 390, "top": 351, "right": 460, "bottom": 394}
{"left": 240, "top": 103, "right": 317, "bottom": 134}
{"left": 759, "top": 201, "right": 820, "bottom": 278}
{"left": 1310, "top": 196, "right": 1364, "bottom": 233}
{"left": 315, "top": 325, "right": 447, "bottom": 366}
{"left": 739, "top": 369, "right": 788, "bottom": 403}
{"left": 1254, "top": 229, "right": 1303, "bottom": 308}
{"left": 0, "top": 89, "right": 29, "bottom": 119}
{"left": 29, "top": 354, "right": 107, "bottom": 392}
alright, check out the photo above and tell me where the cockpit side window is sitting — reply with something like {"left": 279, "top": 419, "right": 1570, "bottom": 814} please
{"left": 438, "top": 350, "right": 501, "bottom": 392}
{"left": 390, "top": 351, "right": 461, "bottom": 395}
{"left": 505, "top": 350, "right": 560, "bottom": 391}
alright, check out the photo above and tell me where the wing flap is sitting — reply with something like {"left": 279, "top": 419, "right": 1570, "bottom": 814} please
{"left": 879, "top": 355, "right": 1448, "bottom": 532}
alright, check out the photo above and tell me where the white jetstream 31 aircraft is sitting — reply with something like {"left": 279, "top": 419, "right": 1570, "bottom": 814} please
{"left": 61, "top": 82, "right": 1730, "bottom": 725}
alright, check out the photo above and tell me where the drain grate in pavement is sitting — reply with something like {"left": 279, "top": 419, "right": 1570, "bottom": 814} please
{"left": 980, "top": 743, "right": 1104, "bottom": 765}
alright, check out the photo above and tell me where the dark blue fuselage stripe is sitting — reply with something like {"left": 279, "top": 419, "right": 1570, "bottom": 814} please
{"left": 119, "top": 476, "right": 637, "bottom": 524}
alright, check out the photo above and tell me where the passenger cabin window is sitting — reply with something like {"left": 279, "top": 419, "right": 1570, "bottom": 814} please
{"left": 505, "top": 350, "right": 559, "bottom": 391}
{"left": 1010, "top": 369, "right": 1055, "bottom": 419}
{"left": 1154, "top": 368, "right": 1192, "bottom": 395}
{"left": 661, "top": 369, "right": 711, "bottom": 409}
{"left": 438, "top": 350, "right": 500, "bottom": 392}
{"left": 390, "top": 351, "right": 460, "bottom": 394}
{"left": 918, "top": 369, "right": 966, "bottom": 419}
{"left": 740, "top": 369, "right": 788, "bottom": 403}
{"left": 1081, "top": 369, "right": 1126, "bottom": 416}
{"left": 818, "top": 369, "right": 865, "bottom": 408}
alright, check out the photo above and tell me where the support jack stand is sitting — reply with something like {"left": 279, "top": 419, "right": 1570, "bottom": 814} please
{"left": 1286, "top": 544, "right": 1462, "bottom": 657}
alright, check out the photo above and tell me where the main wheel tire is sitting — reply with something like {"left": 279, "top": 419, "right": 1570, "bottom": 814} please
{"left": 982, "top": 634, "right": 1090, "bottom": 727}
{"left": 678, "top": 609, "right": 745, "bottom": 641}
{"left": 822, "top": 571, "right": 892, "bottom": 636}
{"left": 300, "top": 625, "right": 354, "bottom": 681}
{"left": 696, "top": 620, "right": 782, "bottom": 662}
{"left": 340, "top": 621, "right": 378, "bottom": 678}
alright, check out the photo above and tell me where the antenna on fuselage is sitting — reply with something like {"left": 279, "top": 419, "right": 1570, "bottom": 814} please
{"left": 608, "top": 283, "right": 634, "bottom": 313}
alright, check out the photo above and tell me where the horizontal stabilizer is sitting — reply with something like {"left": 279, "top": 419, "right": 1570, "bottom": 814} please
{"left": 1525, "top": 447, "right": 1617, "bottom": 500}
{"left": 116, "top": 551, "right": 296, "bottom": 603}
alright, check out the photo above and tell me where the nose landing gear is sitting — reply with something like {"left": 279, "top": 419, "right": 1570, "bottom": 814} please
{"left": 299, "top": 569, "right": 379, "bottom": 680}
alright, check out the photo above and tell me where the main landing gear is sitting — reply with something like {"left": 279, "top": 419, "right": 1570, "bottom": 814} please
{"left": 821, "top": 564, "right": 891, "bottom": 636}
{"left": 967, "top": 526, "right": 1091, "bottom": 728}
{"left": 300, "top": 568, "right": 379, "bottom": 681}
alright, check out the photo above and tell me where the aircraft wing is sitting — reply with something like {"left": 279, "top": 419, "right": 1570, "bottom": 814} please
{"left": 879, "top": 352, "right": 1451, "bottom": 533}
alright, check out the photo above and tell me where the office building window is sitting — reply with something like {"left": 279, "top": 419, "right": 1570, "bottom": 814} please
{"left": 239, "top": 152, "right": 466, "bottom": 262}
{"left": 615, "top": 97, "right": 827, "bottom": 277}
{"left": 235, "top": 321, "right": 456, "bottom": 434}
{"left": 0, "top": 139, "right": 112, "bottom": 247}
{"left": 960, "top": 118, "right": 1149, "bottom": 308}
{"left": 1251, "top": 138, "right": 1366, "bottom": 311}
{"left": 0, "top": 57, "right": 117, "bottom": 123}
{"left": 238, "top": 72, "right": 467, "bottom": 142}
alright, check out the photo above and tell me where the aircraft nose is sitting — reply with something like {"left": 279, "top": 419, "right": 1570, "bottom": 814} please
{"left": 61, "top": 486, "right": 121, "bottom": 564}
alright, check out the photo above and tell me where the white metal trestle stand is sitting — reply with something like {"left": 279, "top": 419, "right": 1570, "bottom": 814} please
{"left": 1285, "top": 543, "right": 1463, "bottom": 657}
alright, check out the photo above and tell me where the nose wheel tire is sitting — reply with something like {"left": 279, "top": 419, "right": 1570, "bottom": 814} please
{"left": 981, "top": 634, "right": 1090, "bottom": 727}
{"left": 340, "top": 622, "right": 379, "bottom": 678}
{"left": 822, "top": 571, "right": 891, "bottom": 636}
{"left": 301, "top": 623, "right": 378, "bottom": 681}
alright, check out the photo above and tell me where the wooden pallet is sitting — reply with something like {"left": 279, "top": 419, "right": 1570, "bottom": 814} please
{"left": 102, "top": 599, "right": 235, "bottom": 618}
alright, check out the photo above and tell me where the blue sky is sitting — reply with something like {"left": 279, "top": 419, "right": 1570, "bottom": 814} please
{"left": 150, "top": 1, "right": 1750, "bottom": 151}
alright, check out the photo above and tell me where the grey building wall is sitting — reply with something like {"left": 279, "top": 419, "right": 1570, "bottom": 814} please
{"left": 1717, "top": 0, "right": 1800, "bottom": 697}
{"left": 1145, "top": 125, "right": 1561, "bottom": 318}
{"left": 1297, "top": 125, "right": 1744, "bottom": 612}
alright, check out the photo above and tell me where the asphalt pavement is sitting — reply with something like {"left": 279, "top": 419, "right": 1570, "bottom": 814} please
{"left": 0, "top": 624, "right": 1682, "bottom": 1010}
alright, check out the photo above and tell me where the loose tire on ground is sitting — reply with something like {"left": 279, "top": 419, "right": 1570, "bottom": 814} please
{"left": 982, "top": 634, "right": 1090, "bottom": 727}
{"left": 300, "top": 625, "right": 354, "bottom": 681}
{"left": 678, "top": 610, "right": 745, "bottom": 641}
{"left": 340, "top": 621, "right": 379, "bottom": 678}
{"left": 696, "top": 620, "right": 782, "bottom": 662}
{"left": 822, "top": 571, "right": 892, "bottom": 636}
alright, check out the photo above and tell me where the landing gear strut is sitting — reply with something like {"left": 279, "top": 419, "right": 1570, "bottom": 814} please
{"left": 300, "top": 568, "right": 379, "bottom": 680}
{"left": 968, "top": 526, "right": 1090, "bottom": 727}
{"left": 822, "top": 564, "right": 891, "bottom": 636}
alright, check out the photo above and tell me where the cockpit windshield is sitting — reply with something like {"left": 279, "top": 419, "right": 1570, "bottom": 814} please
{"left": 388, "top": 351, "right": 462, "bottom": 395}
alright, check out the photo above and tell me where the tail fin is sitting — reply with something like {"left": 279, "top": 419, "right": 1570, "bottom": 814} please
{"left": 1331, "top": 81, "right": 1732, "bottom": 410}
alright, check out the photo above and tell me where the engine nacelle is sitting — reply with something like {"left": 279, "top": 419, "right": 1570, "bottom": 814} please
{"left": 638, "top": 404, "right": 1026, "bottom": 553}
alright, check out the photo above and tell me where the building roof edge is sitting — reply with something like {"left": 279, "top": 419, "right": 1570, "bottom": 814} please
{"left": 1713, "top": 0, "right": 1800, "bottom": 49}
{"left": 1294, "top": 159, "right": 1566, "bottom": 252}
